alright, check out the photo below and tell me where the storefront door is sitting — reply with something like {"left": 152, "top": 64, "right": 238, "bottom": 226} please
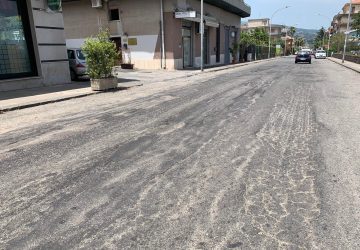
{"left": 203, "top": 28, "right": 209, "bottom": 65}
{"left": 183, "top": 36, "right": 191, "bottom": 68}
{"left": 224, "top": 27, "right": 230, "bottom": 64}
{"left": 182, "top": 26, "right": 192, "bottom": 68}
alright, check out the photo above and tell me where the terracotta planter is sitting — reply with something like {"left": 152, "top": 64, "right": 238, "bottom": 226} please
{"left": 121, "top": 63, "right": 134, "bottom": 69}
{"left": 90, "top": 77, "right": 118, "bottom": 91}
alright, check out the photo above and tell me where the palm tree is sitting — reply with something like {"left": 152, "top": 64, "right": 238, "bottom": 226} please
{"left": 289, "top": 26, "right": 296, "bottom": 37}
{"left": 295, "top": 37, "right": 305, "bottom": 47}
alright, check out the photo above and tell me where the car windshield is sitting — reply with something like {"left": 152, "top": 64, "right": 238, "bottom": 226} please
{"left": 76, "top": 50, "right": 85, "bottom": 60}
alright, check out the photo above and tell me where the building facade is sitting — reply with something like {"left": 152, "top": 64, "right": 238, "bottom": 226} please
{"left": 241, "top": 19, "right": 285, "bottom": 39}
{"left": 0, "top": 0, "right": 70, "bottom": 91}
{"left": 332, "top": 0, "right": 360, "bottom": 34}
{"left": 62, "top": 0, "right": 251, "bottom": 70}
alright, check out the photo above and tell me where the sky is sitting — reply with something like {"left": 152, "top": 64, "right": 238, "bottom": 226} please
{"left": 243, "top": 0, "right": 348, "bottom": 30}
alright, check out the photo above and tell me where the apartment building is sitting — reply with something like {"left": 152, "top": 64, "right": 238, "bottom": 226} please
{"left": 62, "top": 0, "right": 251, "bottom": 70}
{"left": 332, "top": 0, "right": 360, "bottom": 33}
{"left": 241, "top": 19, "right": 285, "bottom": 39}
{"left": 241, "top": 19, "right": 295, "bottom": 55}
{"left": 0, "top": 0, "right": 70, "bottom": 91}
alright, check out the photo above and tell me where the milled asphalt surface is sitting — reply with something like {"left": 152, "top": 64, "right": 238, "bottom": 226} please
{"left": 1, "top": 57, "right": 360, "bottom": 249}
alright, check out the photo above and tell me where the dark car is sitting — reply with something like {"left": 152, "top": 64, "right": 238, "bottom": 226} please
{"left": 295, "top": 52, "right": 311, "bottom": 64}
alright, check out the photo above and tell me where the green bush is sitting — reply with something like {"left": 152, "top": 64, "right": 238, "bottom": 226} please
{"left": 82, "top": 31, "right": 119, "bottom": 79}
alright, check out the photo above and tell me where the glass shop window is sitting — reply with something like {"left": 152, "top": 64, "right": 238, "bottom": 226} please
{"left": 0, "top": 0, "right": 37, "bottom": 80}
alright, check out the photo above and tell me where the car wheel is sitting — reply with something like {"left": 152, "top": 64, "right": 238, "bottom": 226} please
{"left": 309, "top": 61, "right": 311, "bottom": 64}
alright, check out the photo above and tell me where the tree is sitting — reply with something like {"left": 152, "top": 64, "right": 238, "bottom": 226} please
{"left": 252, "top": 27, "right": 269, "bottom": 46}
{"left": 239, "top": 31, "right": 255, "bottom": 47}
{"left": 352, "top": 12, "right": 360, "bottom": 36}
{"left": 289, "top": 26, "right": 296, "bottom": 37}
{"left": 295, "top": 36, "right": 305, "bottom": 47}
{"left": 313, "top": 27, "right": 326, "bottom": 49}
{"left": 330, "top": 32, "right": 345, "bottom": 53}
{"left": 239, "top": 28, "right": 269, "bottom": 47}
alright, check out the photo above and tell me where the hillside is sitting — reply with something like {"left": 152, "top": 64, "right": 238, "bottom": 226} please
{"left": 295, "top": 28, "right": 318, "bottom": 46}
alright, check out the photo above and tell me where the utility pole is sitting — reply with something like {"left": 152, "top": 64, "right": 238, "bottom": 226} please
{"left": 343, "top": 0, "right": 352, "bottom": 63}
{"left": 284, "top": 27, "right": 287, "bottom": 56}
{"left": 318, "top": 14, "right": 333, "bottom": 57}
{"left": 268, "top": 6, "right": 290, "bottom": 59}
{"left": 160, "top": 0, "right": 166, "bottom": 69}
{"left": 327, "top": 33, "right": 331, "bottom": 57}
{"left": 200, "top": 0, "right": 204, "bottom": 71}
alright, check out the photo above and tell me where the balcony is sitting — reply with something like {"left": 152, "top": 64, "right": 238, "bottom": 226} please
{"left": 109, "top": 20, "right": 123, "bottom": 37}
{"left": 203, "top": 0, "right": 251, "bottom": 17}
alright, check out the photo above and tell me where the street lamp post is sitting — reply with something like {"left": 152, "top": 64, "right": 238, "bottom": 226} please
{"left": 318, "top": 14, "right": 333, "bottom": 57}
{"left": 268, "top": 6, "right": 290, "bottom": 59}
{"left": 284, "top": 27, "right": 288, "bottom": 56}
{"left": 283, "top": 24, "right": 297, "bottom": 56}
{"left": 342, "top": 0, "right": 353, "bottom": 63}
{"left": 327, "top": 33, "right": 332, "bottom": 57}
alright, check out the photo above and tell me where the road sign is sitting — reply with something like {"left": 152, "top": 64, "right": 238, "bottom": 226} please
{"left": 175, "top": 11, "right": 196, "bottom": 19}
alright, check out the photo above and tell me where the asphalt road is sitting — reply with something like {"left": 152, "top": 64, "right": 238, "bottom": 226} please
{"left": 1, "top": 57, "right": 360, "bottom": 249}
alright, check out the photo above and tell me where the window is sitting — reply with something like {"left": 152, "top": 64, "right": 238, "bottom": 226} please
{"left": 76, "top": 50, "right": 85, "bottom": 60}
{"left": 110, "top": 9, "right": 119, "bottom": 21}
{"left": 0, "top": 0, "right": 37, "bottom": 80}
{"left": 67, "top": 50, "right": 75, "bottom": 59}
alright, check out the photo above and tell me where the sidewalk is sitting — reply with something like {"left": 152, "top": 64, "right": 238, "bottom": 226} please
{"left": 327, "top": 57, "right": 360, "bottom": 73}
{"left": 0, "top": 58, "right": 275, "bottom": 113}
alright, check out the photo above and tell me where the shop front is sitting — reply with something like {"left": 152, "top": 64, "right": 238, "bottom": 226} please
{"left": 0, "top": 0, "right": 70, "bottom": 91}
{"left": 62, "top": 0, "right": 250, "bottom": 71}
{"left": 175, "top": 11, "right": 220, "bottom": 69}
{"left": 0, "top": 0, "right": 37, "bottom": 80}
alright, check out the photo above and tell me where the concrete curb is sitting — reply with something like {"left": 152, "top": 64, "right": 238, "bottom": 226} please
{"left": 197, "top": 57, "right": 278, "bottom": 74}
{"left": 327, "top": 57, "right": 360, "bottom": 74}
{"left": 141, "top": 57, "right": 279, "bottom": 84}
{"left": 0, "top": 58, "right": 278, "bottom": 113}
{"left": 0, "top": 85, "right": 141, "bottom": 113}
{"left": 0, "top": 92, "right": 97, "bottom": 113}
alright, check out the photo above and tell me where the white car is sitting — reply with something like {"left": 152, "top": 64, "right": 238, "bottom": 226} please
{"left": 315, "top": 50, "right": 326, "bottom": 59}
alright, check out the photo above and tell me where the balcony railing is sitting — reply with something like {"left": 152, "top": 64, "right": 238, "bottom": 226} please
{"left": 109, "top": 20, "right": 123, "bottom": 37}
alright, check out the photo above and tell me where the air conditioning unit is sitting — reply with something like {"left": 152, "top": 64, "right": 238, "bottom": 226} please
{"left": 91, "top": 0, "right": 102, "bottom": 8}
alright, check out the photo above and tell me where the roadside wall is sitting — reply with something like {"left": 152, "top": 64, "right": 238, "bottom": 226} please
{"left": 332, "top": 54, "right": 360, "bottom": 64}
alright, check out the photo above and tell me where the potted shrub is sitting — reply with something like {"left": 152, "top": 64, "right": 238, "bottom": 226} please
{"left": 82, "top": 31, "right": 120, "bottom": 91}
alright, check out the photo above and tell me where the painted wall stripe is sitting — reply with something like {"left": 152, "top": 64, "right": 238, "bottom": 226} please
{"left": 36, "top": 26, "right": 65, "bottom": 30}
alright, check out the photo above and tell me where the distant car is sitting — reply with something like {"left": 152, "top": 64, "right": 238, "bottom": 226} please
{"left": 67, "top": 48, "right": 88, "bottom": 80}
{"left": 295, "top": 52, "right": 312, "bottom": 64}
{"left": 315, "top": 50, "right": 326, "bottom": 59}
{"left": 300, "top": 49, "right": 312, "bottom": 55}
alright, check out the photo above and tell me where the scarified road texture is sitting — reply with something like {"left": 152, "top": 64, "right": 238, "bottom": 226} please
{"left": 1, "top": 58, "right": 360, "bottom": 249}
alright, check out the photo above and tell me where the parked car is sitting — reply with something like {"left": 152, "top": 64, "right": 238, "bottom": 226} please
{"left": 315, "top": 50, "right": 326, "bottom": 59}
{"left": 67, "top": 48, "right": 88, "bottom": 80}
{"left": 295, "top": 52, "right": 312, "bottom": 64}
